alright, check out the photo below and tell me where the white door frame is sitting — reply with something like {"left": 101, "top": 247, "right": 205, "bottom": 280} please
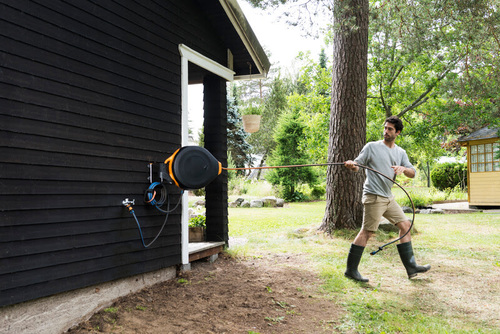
{"left": 178, "top": 44, "right": 234, "bottom": 266}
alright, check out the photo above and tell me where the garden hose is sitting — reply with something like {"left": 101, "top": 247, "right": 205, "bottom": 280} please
{"left": 124, "top": 202, "right": 170, "bottom": 248}
{"left": 145, "top": 182, "right": 184, "bottom": 214}
{"left": 223, "top": 162, "right": 415, "bottom": 255}
{"left": 124, "top": 183, "right": 184, "bottom": 248}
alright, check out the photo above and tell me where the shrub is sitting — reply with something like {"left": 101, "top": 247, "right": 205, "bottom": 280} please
{"left": 310, "top": 186, "right": 326, "bottom": 200}
{"left": 430, "top": 162, "right": 467, "bottom": 191}
{"left": 286, "top": 190, "right": 307, "bottom": 202}
{"left": 229, "top": 176, "right": 250, "bottom": 195}
{"left": 188, "top": 215, "right": 206, "bottom": 228}
{"left": 396, "top": 189, "right": 433, "bottom": 208}
{"left": 192, "top": 187, "right": 205, "bottom": 197}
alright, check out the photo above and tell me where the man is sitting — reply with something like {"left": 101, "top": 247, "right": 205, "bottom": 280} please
{"left": 344, "top": 116, "right": 430, "bottom": 282}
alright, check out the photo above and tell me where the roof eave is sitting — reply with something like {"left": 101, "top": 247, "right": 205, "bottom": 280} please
{"left": 234, "top": 74, "right": 267, "bottom": 80}
{"left": 219, "top": 0, "right": 271, "bottom": 79}
{"left": 458, "top": 127, "right": 500, "bottom": 143}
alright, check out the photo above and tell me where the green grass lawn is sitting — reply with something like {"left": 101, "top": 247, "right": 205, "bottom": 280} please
{"left": 227, "top": 201, "right": 500, "bottom": 334}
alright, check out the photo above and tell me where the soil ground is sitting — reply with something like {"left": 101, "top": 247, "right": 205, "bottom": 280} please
{"left": 69, "top": 253, "right": 343, "bottom": 334}
{"left": 68, "top": 223, "right": 500, "bottom": 334}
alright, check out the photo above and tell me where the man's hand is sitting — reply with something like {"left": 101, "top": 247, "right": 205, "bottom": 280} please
{"left": 344, "top": 160, "right": 359, "bottom": 172}
{"left": 391, "top": 166, "right": 415, "bottom": 178}
{"left": 391, "top": 165, "right": 406, "bottom": 175}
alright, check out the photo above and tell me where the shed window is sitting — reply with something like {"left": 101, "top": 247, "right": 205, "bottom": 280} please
{"left": 470, "top": 142, "right": 500, "bottom": 172}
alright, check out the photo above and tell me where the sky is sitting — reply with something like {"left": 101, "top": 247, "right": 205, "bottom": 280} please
{"left": 238, "top": 1, "right": 325, "bottom": 70}
{"left": 188, "top": 1, "right": 325, "bottom": 142}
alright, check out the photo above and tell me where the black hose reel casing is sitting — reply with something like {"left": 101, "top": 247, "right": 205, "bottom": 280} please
{"left": 164, "top": 146, "right": 222, "bottom": 190}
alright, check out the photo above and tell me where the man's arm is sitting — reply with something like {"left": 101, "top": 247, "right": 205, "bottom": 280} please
{"left": 395, "top": 149, "right": 416, "bottom": 179}
{"left": 345, "top": 143, "right": 370, "bottom": 173}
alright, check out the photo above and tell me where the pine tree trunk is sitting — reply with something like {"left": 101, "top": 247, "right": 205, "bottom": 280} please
{"left": 256, "top": 150, "right": 268, "bottom": 180}
{"left": 427, "top": 161, "right": 431, "bottom": 188}
{"left": 320, "top": 0, "right": 369, "bottom": 233}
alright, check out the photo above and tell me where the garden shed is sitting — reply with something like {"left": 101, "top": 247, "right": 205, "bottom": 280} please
{"left": 458, "top": 127, "right": 500, "bottom": 207}
{"left": 0, "top": 0, "right": 269, "bottom": 332}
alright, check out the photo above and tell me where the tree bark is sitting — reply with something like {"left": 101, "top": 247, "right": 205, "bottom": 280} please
{"left": 320, "top": 0, "right": 369, "bottom": 233}
{"left": 256, "top": 150, "right": 268, "bottom": 180}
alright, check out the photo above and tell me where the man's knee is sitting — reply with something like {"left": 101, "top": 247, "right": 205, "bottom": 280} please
{"left": 353, "top": 229, "right": 374, "bottom": 246}
{"left": 358, "top": 229, "right": 375, "bottom": 240}
{"left": 396, "top": 220, "right": 411, "bottom": 230}
{"left": 362, "top": 229, "right": 375, "bottom": 236}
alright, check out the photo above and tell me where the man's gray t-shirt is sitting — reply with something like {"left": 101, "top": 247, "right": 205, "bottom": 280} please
{"left": 354, "top": 140, "right": 415, "bottom": 198}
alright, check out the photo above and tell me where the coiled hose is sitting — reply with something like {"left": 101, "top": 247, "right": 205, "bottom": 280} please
{"left": 125, "top": 182, "right": 183, "bottom": 248}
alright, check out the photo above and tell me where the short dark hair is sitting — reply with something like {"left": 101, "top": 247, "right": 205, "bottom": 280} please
{"left": 385, "top": 116, "right": 403, "bottom": 133}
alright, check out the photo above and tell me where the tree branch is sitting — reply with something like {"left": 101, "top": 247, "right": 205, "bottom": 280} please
{"left": 398, "top": 68, "right": 451, "bottom": 117}
{"left": 397, "top": 96, "right": 429, "bottom": 118}
{"left": 388, "top": 65, "right": 404, "bottom": 88}
{"left": 379, "top": 82, "right": 391, "bottom": 117}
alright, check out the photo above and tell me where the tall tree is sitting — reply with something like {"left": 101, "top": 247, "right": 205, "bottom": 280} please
{"left": 227, "top": 84, "right": 252, "bottom": 169}
{"left": 247, "top": 0, "right": 368, "bottom": 231}
{"left": 288, "top": 51, "right": 331, "bottom": 165}
{"left": 319, "top": 48, "right": 328, "bottom": 69}
{"left": 266, "top": 109, "right": 318, "bottom": 200}
{"left": 368, "top": 0, "right": 500, "bottom": 146}
{"left": 247, "top": 0, "right": 500, "bottom": 231}
{"left": 320, "top": 0, "right": 369, "bottom": 232}
{"left": 247, "top": 74, "right": 290, "bottom": 176}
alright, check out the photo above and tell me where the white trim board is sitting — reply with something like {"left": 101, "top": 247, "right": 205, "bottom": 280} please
{"left": 178, "top": 44, "right": 234, "bottom": 265}
{"left": 178, "top": 44, "right": 235, "bottom": 82}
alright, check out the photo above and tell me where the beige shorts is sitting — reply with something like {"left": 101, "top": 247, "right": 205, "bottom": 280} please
{"left": 362, "top": 193, "right": 408, "bottom": 232}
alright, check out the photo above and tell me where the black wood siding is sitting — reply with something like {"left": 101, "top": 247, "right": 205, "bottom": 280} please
{"left": 0, "top": 0, "right": 229, "bottom": 306}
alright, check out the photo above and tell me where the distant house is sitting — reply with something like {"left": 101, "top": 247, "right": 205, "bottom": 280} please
{"left": 0, "top": 0, "right": 269, "bottom": 331}
{"left": 458, "top": 127, "right": 500, "bottom": 207}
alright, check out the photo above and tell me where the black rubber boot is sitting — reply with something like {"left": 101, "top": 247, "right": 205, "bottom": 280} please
{"left": 397, "top": 241, "right": 431, "bottom": 278}
{"left": 345, "top": 244, "right": 369, "bottom": 282}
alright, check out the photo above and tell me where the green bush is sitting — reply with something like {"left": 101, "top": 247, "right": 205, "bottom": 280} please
{"left": 286, "top": 191, "right": 307, "bottom": 202}
{"left": 430, "top": 162, "right": 467, "bottom": 191}
{"left": 396, "top": 189, "right": 433, "bottom": 208}
{"left": 192, "top": 187, "right": 205, "bottom": 197}
{"left": 188, "top": 215, "right": 206, "bottom": 228}
{"left": 310, "top": 186, "right": 326, "bottom": 200}
{"left": 394, "top": 186, "right": 467, "bottom": 207}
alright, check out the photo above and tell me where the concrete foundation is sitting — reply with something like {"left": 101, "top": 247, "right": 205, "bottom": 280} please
{"left": 0, "top": 266, "right": 176, "bottom": 334}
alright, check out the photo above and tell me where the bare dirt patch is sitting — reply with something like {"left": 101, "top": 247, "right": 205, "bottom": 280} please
{"left": 67, "top": 229, "right": 500, "bottom": 333}
{"left": 69, "top": 253, "right": 344, "bottom": 334}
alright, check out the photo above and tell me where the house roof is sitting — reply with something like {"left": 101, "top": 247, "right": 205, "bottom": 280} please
{"left": 458, "top": 127, "right": 499, "bottom": 142}
{"left": 196, "top": 0, "right": 270, "bottom": 80}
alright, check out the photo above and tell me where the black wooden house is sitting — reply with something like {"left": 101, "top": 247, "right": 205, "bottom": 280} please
{"left": 1, "top": 0, "right": 269, "bottom": 309}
